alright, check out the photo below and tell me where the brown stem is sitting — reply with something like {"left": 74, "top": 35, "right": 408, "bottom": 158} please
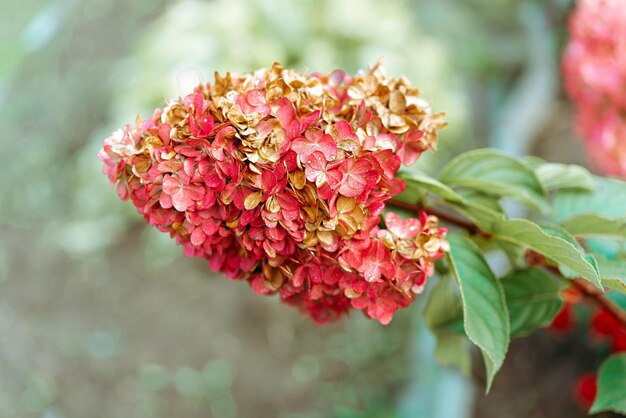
{"left": 386, "top": 198, "right": 626, "bottom": 330}
{"left": 571, "top": 279, "right": 626, "bottom": 328}
{"left": 387, "top": 199, "right": 483, "bottom": 235}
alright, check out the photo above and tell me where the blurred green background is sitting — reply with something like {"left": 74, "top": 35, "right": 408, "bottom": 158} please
{"left": 0, "top": 0, "right": 602, "bottom": 417}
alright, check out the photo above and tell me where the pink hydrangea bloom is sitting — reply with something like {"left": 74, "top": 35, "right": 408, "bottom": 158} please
{"left": 563, "top": 0, "right": 626, "bottom": 177}
{"left": 98, "top": 62, "right": 448, "bottom": 324}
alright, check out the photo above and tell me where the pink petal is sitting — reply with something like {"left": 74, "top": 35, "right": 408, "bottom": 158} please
{"left": 385, "top": 212, "right": 421, "bottom": 239}
{"left": 246, "top": 89, "right": 266, "bottom": 107}
{"left": 190, "top": 227, "right": 206, "bottom": 246}
{"left": 361, "top": 241, "right": 395, "bottom": 282}
{"left": 316, "top": 135, "right": 339, "bottom": 161}
{"left": 338, "top": 160, "right": 378, "bottom": 197}
{"left": 384, "top": 212, "right": 402, "bottom": 231}
{"left": 363, "top": 262, "right": 383, "bottom": 282}
{"left": 290, "top": 137, "right": 315, "bottom": 163}
{"left": 202, "top": 218, "right": 219, "bottom": 235}
{"left": 300, "top": 110, "right": 321, "bottom": 132}
{"left": 159, "top": 192, "right": 173, "bottom": 209}
{"left": 162, "top": 175, "right": 180, "bottom": 195}
{"left": 274, "top": 98, "right": 295, "bottom": 122}
{"left": 292, "top": 130, "right": 338, "bottom": 163}
{"left": 172, "top": 189, "right": 191, "bottom": 211}
{"left": 326, "top": 169, "right": 343, "bottom": 188}
{"left": 343, "top": 250, "right": 363, "bottom": 270}
{"left": 372, "top": 150, "right": 401, "bottom": 179}
{"left": 204, "top": 171, "right": 224, "bottom": 188}
{"left": 293, "top": 266, "right": 306, "bottom": 288}
{"left": 184, "top": 184, "right": 205, "bottom": 201}
{"left": 158, "top": 124, "right": 171, "bottom": 144}
{"left": 334, "top": 120, "right": 357, "bottom": 140}
{"left": 192, "top": 92, "right": 204, "bottom": 115}
{"left": 305, "top": 151, "right": 326, "bottom": 182}
{"left": 317, "top": 183, "right": 333, "bottom": 200}
{"left": 183, "top": 159, "right": 196, "bottom": 177}
{"left": 387, "top": 178, "right": 406, "bottom": 196}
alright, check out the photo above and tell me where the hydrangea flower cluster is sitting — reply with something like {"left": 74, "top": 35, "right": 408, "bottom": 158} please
{"left": 99, "top": 62, "right": 448, "bottom": 324}
{"left": 563, "top": 0, "right": 626, "bottom": 177}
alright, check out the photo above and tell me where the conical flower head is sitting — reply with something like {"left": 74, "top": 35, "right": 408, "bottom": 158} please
{"left": 99, "top": 62, "right": 448, "bottom": 324}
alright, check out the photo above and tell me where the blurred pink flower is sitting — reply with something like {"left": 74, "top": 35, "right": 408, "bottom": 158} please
{"left": 563, "top": 0, "right": 626, "bottom": 177}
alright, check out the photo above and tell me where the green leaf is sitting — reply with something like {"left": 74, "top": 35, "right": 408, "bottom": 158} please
{"left": 432, "top": 330, "right": 471, "bottom": 376}
{"left": 590, "top": 353, "right": 626, "bottom": 414}
{"left": 423, "top": 275, "right": 462, "bottom": 329}
{"left": 560, "top": 254, "right": 600, "bottom": 283}
{"left": 496, "top": 239, "right": 526, "bottom": 268}
{"left": 594, "top": 253, "right": 626, "bottom": 294}
{"left": 526, "top": 158, "right": 594, "bottom": 191}
{"left": 394, "top": 177, "right": 427, "bottom": 204}
{"left": 444, "top": 199, "right": 506, "bottom": 232}
{"left": 456, "top": 190, "right": 504, "bottom": 214}
{"left": 553, "top": 176, "right": 626, "bottom": 222}
{"left": 491, "top": 218, "right": 602, "bottom": 288}
{"left": 446, "top": 234, "right": 509, "bottom": 391}
{"left": 438, "top": 149, "right": 548, "bottom": 212}
{"left": 501, "top": 268, "right": 563, "bottom": 337}
{"left": 537, "top": 222, "right": 601, "bottom": 281}
{"left": 422, "top": 277, "right": 471, "bottom": 375}
{"left": 398, "top": 168, "right": 507, "bottom": 232}
{"left": 398, "top": 170, "right": 465, "bottom": 203}
{"left": 537, "top": 222, "right": 583, "bottom": 250}
{"left": 561, "top": 213, "right": 626, "bottom": 239}
{"left": 607, "top": 293, "right": 626, "bottom": 311}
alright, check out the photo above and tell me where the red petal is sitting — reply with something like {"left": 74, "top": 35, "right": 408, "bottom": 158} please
{"left": 549, "top": 303, "right": 574, "bottom": 333}
{"left": 334, "top": 120, "right": 357, "bottom": 140}
{"left": 185, "top": 184, "right": 205, "bottom": 201}
{"left": 261, "top": 169, "right": 278, "bottom": 191}
{"left": 158, "top": 124, "right": 171, "bottom": 144}
{"left": 385, "top": 212, "right": 421, "bottom": 238}
{"left": 192, "top": 92, "right": 204, "bottom": 115}
{"left": 326, "top": 169, "right": 343, "bottom": 188}
{"left": 317, "top": 183, "right": 333, "bottom": 200}
{"left": 276, "top": 192, "right": 299, "bottom": 211}
{"left": 300, "top": 110, "right": 321, "bottom": 132}
{"left": 372, "top": 150, "right": 401, "bottom": 179}
{"left": 281, "top": 150, "right": 298, "bottom": 172}
{"left": 574, "top": 374, "right": 597, "bottom": 410}
{"left": 387, "top": 178, "right": 406, "bottom": 196}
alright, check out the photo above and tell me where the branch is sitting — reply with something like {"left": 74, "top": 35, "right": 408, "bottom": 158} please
{"left": 571, "top": 279, "right": 626, "bottom": 327}
{"left": 386, "top": 198, "right": 626, "bottom": 330}
{"left": 386, "top": 199, "right": 482, "bottom": 235}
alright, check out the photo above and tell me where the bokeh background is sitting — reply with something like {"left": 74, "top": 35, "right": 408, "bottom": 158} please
{"left": 0, "top": 0, "right": 611, "bottom": 417}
